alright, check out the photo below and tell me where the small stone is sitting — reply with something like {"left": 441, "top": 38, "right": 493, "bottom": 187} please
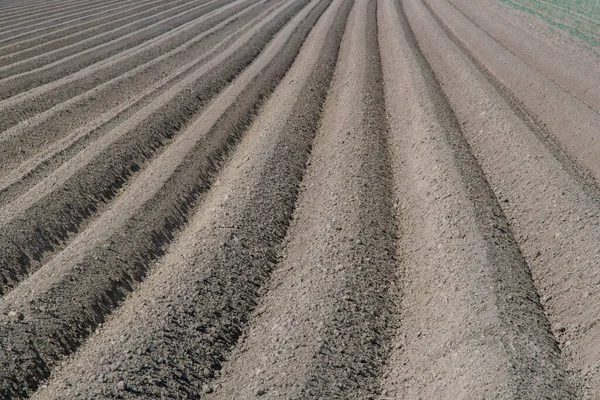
{"left": 117, "top": 381, "right": 126, "bottom": 391}
{"left": 541, "top": 295, "right": 550, "bottom": 303}
{"left": 256, "top": 389, "right": 266, "bottom": 396}
{"left": 202, "top": 384, "right": 213, "bottom": 394}
{"left": 7, "top": 311, "right": 24, "bottom": 320}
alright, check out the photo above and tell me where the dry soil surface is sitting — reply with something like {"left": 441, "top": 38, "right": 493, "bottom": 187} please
{"left": 1, "top": 0, "right": 600, "bottom": 398}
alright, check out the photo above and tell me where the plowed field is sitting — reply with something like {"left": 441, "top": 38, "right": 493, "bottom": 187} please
{"left": 1, "top": 0, "right": 600, "bottom": 398}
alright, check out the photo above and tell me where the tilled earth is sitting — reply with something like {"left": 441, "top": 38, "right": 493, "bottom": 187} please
{"left": 1, "top": 0, "right": 600, "bottom": 398}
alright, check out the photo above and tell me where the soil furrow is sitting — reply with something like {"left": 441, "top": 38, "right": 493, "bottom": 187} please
{"left": 0, "top": 0, "right": 300, "bottom": 295}
{"left": 0, "top": 0, "right": 248, "bottom": 134}
{"left": 0, "top": 0, "right": 219, "bottom": 85}
{"left": 404, "top": 0, "right": 600, "bottom": 395}
{"left": 0, "top": 0, "right": 72, "bottom": 15}
{"left": 0, "top": 0, "right": 326, "bottom": 397}
{"left": 518, "top": 0, "right": 600, "bottom": 20}
{"left": 0, "top": 0, "right": 165, "bottom": 55}
{"left": 0, "top": 0, "right": 186, "bottom": 64}
{"left": 0, "top": 1, "right": 144, "bottom": 44}
{"left": 209, "top": 1, "right": 396, "bottom": 398}
{"left": 0, "top": 0, "right": 109, "bottom": 17}
{"left": 0, "top": 0, "right": 271, "bottom": 205}
{"left": 0, "top": 0, "right": 111, "bottom": 26}
{"left": 423, "top": 0, "right": 600, "bottom": 190}
{"left": 0, "top": 0, "right": 596, "bottom": 397}
{"left": 0, "top": 0, "right": 132, "bottom": 39}
{"left": 523, "top": 0, "right": 600, "bottom": 23}
{"left": 448, "top": 0, "right": 600, "bottom": 113}
{"left": 28, "top": 1, "right": 345, "bottom": 397}
{"left": 378, "top": 0, "right": 575, "bottom": 398}
{"left": 0, "top": 0, "right": 134, "bottom": 25}
{"left": 0, "top": 0, "right": 68, "bottom": 15}
{"left": 0, "top": 0, "right": 260, "bottom": 183}
{"left": 476, "top": 0, "right": 600, "bottom": 81}
{"left": 498, "top": 0, "right": 600, "bottom": 45}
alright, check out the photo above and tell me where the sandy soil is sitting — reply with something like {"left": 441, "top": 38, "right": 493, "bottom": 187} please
{"left": 1, "top": 0, "right": 599, "bottom": 398}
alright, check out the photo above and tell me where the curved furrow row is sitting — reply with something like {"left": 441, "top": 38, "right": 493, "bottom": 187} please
{"left": 378, "top": 1, "right": 574, "bottom": 398}
{"left": 0, "top": 0, "right": 249, "bottom": 134}
{"left": 0, "top": 0, "right": 150, "bottom": 48}
{"left": 448, "top": 0, "right": 600, "bottom": 114}
{"left": 0, "top": 0, "right": 258, "bottom": 177}
{"left": 527, "top": 0, "right": 600, "bottom": 18}
{"left": 423, "top": 0, "right": 600, "bottom": 187}
{"left": 0, "top": 1, "right": 328, "bottom": 397}
{"left": 27, "top": 1, "right": 348, "bottom": 397}
{"left": 0, "top": 0, "right": 272, "bottom": 205}
{"left": 209, "top": 1, "right": 396, "bottom": 397}
{"left": 0, "top": 0, "right": 105, "bottom": 25}
{"left": 403, "top": 0, "right": 600, "bottom": 396}
{"left": 496, "top": 0, "right": 600, "bottom": 47}
{"left": 0, "top": 0, "right": 598, "bottom": 398}
{"left": 0, "top": 0, "right": 103, "bottom": 17}
{"left": 501, "top": 0, "right": 600, "bottom": 38}
{"left": 517, "top": 0, "right": 600, "bottom": 27}
{"left": 474, "top": 0, "right": 600, "bottom": 90}
{"left": 0, "top": 0, "right": 299, "bottom": 295}
{"left": 0, "top": 0, "right": 59, "bottom": 14}
{"left": 0, "top": 0, "right": 162, "bottom": 53}
{"left": 0, "top": 0, "right": 217, "bottom": 85}
{"left": 0, "top": 0, "right": 63, "bottom": 13}
{"left": 0, "top": 0, "right": 183, "bottom": 60}
{"left": 0, "top": 0, "right": 132, "bottom": 38}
